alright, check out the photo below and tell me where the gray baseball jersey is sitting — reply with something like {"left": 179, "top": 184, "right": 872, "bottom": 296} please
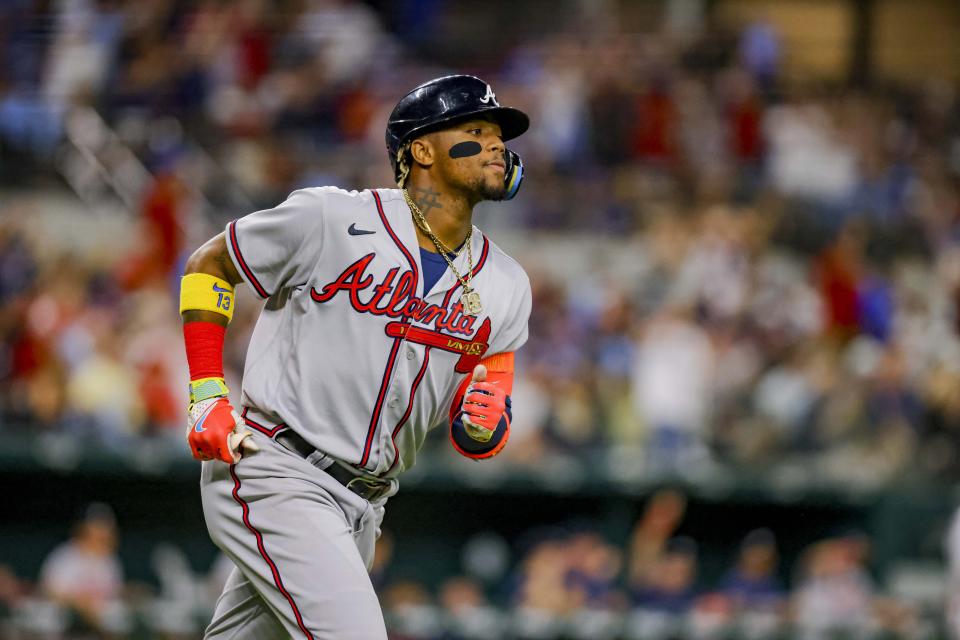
{"left": 224, "top": 187, "right": 531, "bottom": 476}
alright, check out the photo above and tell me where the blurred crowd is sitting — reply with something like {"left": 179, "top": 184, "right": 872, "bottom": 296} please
{"left": 2, "top": 1, "right": 960, "bottom": 638}
{"left": 378, "top": 490, "right": 933, "bottom": 639}
{"left": 0, "top": 492, "right": 946, "bottom": 639}
{"left": 2, "top": 0, "right": 960, "bottom": 489}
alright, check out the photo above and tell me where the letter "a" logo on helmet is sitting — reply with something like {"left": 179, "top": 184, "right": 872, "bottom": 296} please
{"left": 479, "top": 85, "right": 498, "bottom": 106}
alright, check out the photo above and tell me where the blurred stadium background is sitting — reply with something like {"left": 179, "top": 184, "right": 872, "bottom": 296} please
{"left": 1, "top": 0, "right": 960, "bottom": 638}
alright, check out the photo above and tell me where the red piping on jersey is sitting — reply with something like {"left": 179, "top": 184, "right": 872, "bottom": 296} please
{"left": 384, "top": 234, "right": 492, "bottom": 471}
{"left": 441, "top": 235, "right": 490, "bottom": 308}
{"left": 358, "top": 190, "right": 422, "bottom": 470}
{"left": 228, "top": 220, "right": 270, "bottom": 299}
{"left": 386, "top": 348, "right": 431, "bottom": 473}
{"left": 229, "top": 465, "right": 315, "bottom": 639}
{"left": 359, "top": 325, "right": 404, "bottom": 468}
{"left": 241, "top": 407, "right": 287, "bottom": 437}
{"left": 372, "top": 190, "right": 419, "bottom": 284}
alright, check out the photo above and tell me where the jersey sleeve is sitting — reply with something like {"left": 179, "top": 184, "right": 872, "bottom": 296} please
{"left": 494, "top": 271, "right": 532, "bottom": 354}
{"left": 224, "top": 189, "right": 326, "bottom": 298}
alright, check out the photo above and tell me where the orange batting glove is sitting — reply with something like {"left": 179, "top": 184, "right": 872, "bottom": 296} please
{"left": 461, "top": 365, "right": 507, "bottom": 442}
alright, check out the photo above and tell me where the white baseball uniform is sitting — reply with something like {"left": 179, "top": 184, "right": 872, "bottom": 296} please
{"left": 200, "top": 187, "right": 532, "bottom": 639}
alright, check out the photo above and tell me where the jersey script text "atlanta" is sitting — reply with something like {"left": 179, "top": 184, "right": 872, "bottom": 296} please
{"left": 310, "top": 253, "right": 478, "bottom": 336}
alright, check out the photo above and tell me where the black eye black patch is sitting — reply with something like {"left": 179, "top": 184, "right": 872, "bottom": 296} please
{"left": 449, "top": 141, "right": 483, "bottom": 159}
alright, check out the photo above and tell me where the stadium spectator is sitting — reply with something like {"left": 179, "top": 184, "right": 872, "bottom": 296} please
{"left": 437, "top": 575, "right": 505, "bottom": 639}
{"left": 630, "top": 536, "right": 699, "bottom": 614}
{"left": 792, "top": 533, "right": 875, "bottom": 638}
{"left": 38, "top": 502, "right": 129, "bottom": 635}
{"left": 627, "top": 489, "right": 687, "bottom": 589}
{"left": 718, "top": 528, "right": 785, "bottom": 611}
{"left": 631, "top": 304, "right": 714, "bottom": 470}
{"left": 513, "top": 536, "right": 576, "bottom": 616}
{"left": 564, "top": 530, "right": 624, "bottom": 611}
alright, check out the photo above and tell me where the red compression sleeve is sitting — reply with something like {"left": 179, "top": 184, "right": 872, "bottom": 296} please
{"left": 183, "top": 321, "right": 226, "bottom": 381}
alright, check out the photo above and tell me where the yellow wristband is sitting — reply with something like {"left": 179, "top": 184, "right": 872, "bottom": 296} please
{"left": 189, "top": 377, "right": 230, "bottom": 404}
{"left": 180, "top": 273, "right": 235, "bottom": 322}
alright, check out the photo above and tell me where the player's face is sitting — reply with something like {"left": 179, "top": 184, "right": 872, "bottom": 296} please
{"left": 432, "top": 119, "right": 507, "bottom": 201}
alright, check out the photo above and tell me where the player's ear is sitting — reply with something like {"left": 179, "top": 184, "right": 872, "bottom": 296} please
{"left": 409, "top": 137, "right": 435, "bottom": 169}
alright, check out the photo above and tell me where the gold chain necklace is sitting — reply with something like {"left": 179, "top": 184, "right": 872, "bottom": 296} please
{"left": 402, "top": 189, "right": 482, "bottom": 315}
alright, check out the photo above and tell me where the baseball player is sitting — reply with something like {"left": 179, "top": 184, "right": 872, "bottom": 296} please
{"left": 178, "top": 75, "right": 532, "bottom": 639}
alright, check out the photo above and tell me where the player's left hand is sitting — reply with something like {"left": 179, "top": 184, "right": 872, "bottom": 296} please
{"left": 461, "top": 364, "right": 507, "bottom": 442}
{"left": 187, "top": 397, "right": 259, "bottom": 463}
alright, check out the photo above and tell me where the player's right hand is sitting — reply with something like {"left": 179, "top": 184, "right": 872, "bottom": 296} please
{"left": 186, "top": 397, "right": 258, "bottom": 463}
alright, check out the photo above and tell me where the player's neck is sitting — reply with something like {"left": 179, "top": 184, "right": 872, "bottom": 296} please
{"left": 404, "top": 179, "right": 473, "bottom": 253}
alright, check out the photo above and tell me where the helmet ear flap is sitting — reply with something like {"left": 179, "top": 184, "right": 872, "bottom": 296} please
{"left": 503, "top": 149, "right": 524, "bottom": 200}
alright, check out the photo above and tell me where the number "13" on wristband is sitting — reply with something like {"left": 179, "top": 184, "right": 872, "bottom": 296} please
{"left": 213, "top": 284, "right": 232, "bottom": 311}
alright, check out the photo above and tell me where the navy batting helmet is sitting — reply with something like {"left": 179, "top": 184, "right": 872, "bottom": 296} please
{"left": 386, "top": 75, "right": 529, "bottom": 187}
